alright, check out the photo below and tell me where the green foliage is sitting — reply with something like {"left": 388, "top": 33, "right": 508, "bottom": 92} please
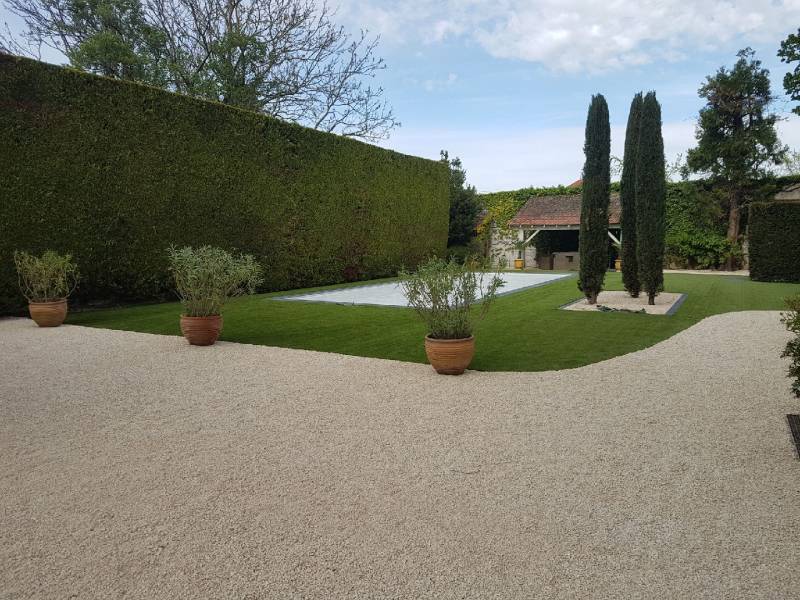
{"left": 778, "top": 29, "right": 800, "bottom": 117}
{"left": 749, "top": 201, "right": 800, "bottom": 282}
{"left": 168, "top": 245, "right": 262, "bottom": 317}
{"left": 620, "top": 92, "right": 642, "bottom": 297}
{"left": 446, "top": 239, "right": 484, "bottom": 265}
{"left": 65, "top": 0, "right": 168, "bottom": 84}
{"left": 0, "top": 54, "right": 449, "bottom": 313}
{"left": 442, "top": 151, "right": 480, "bottom": 247}
{"left": 578, "top": 94, "right": 610, "bottom": 303}
{"left": 782, "top": 295, "right": 800, "bottom": 398}
{"left": 665, "top": 181, "right": 737, "bottom": 269}
{"left": 636, "top": 92, "right": 666, "bottom": 304}
{"left": 477, "top": 184, "right": 615, "bottom": 235}
{"left": 399, "top": 257, "right": 502, "bottom": 340}
{"left": 69, "top": 272, "right": 800, "bottom": 372}
{"left": 687, "top": 48, "right": 784, "bottom": 187}
{"left": 479, "top": 175, "right": 800, "bottom": 274}
{"left": 666, "top": 230, "right": 738, "bottom": 270}
{"left": 13, "top": 250, "right": 79, "bottom": 302}
{"left": 687, "top": 48, "right": 786, "bottom": 245}
{"left": 4, "top": 0, "right": 396, "bottom": 139}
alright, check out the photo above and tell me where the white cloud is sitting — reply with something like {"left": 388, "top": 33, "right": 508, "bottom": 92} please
{"left": 423, "top": 72, "right": 458, "bottom": 91}
{"left": 380, "top": 115, "right": 800, "bottom": 192}
{"left": 338, "top": 0, "right": 800, "bottom": 72}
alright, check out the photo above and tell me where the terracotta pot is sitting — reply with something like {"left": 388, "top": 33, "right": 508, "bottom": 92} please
{"left": 424, "top": 335, "right": 475, "bottom": 375}
{"left": 180, "top": 315, "right": 223, "bottom": 346}
{"left": 614, "top": 258, "right": 622, "bottom": 271}
{"left": 28, "top": 299, "right": 68, "bottom": 327}
{"left": 514, "top": 258, "right": 524, "bottom": 270}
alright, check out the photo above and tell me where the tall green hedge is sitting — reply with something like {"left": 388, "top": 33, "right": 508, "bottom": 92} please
{"left": 749, "top": 201, "right": 800, "bottom": 282}
{"left": 0, "top": 54, "right": 449, "bottom": 312}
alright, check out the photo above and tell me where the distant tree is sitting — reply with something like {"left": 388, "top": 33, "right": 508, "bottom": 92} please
{"left": 1, "top": 0, "right": 168, "bottom": 83}
{"left": 779, "top": 29, "right": 800, "bottom": 116}
{"left": 635, "top": 92, "right": 666, "bottom": 305}
{"left": 578, "top": 94, "right": 610, "bottom": 305}
{"left": 2, "top": 0, "right": 398, "bottom": 140}
{"left": 441, "top": 150, "right": 480, "bottom": 248}
{"left": 777, "top": 149, "right": 800, "bottom": 176}
{"left": 687, "top": 48, "right": 786, "bottom": 268}
{"left": 620, "top": 92, "right": 642, "bottom": 298}
{"left": 610, "top": 155, "right": 623, "bottom": 180}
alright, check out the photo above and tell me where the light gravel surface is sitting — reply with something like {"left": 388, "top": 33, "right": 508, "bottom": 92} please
{"left": 664, "top": 269, "right": 750, "bottom": 276}
{"left": 1, "top": 312, "right": 798, "bottom": 599}
{"left": 563, "top": 291, "right": 685, "bottom": 314}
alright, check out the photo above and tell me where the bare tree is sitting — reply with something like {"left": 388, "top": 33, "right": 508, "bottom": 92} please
{"left": 2, "top": 0, "right": 398, "bottom": 140}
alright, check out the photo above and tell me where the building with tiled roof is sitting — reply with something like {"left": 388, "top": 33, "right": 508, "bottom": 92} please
{"left": 509, "top": 193, "right": 621, "bottom": 229}
{"left": 487, "top": 189, "right": 622, "bottom": 271}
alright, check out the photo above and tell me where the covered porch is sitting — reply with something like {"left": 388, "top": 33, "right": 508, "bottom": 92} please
{"left": 510, "top": 224, "right": 622, "bottom": 270}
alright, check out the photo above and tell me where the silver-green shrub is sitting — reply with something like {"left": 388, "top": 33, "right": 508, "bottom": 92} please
{"left": 167, "top": 246, "right": 263, "bottom": 317}
{"left": 399, "top": 257, "right": 503, "bottom": 339}
{"left": 782, "top": 295, "right": 800, "bottom": 398}
{"left": 14, "top": 250, "right": 79, "bottom": 302}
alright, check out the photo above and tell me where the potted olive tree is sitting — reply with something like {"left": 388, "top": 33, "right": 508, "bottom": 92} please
{"left": 400, "top": 257, "right": 503, "bottom": 375}
{"left": 168, "top": 245, "right": 263, "bottom": 346}
{"left": 14, "top": 250, "right": 79, "bottom": 327}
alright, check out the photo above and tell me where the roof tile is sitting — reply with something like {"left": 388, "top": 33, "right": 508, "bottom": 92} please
{"left": 508, "top": 193, "right": 621, "bottom": 228}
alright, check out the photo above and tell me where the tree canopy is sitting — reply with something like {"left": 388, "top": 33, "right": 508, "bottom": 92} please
{"left": 1, "top": 0, "right": 397, "bottom": 140}
{"left": 635, "top": 91, "right": 666, "bottom": 305}
{"left": 779, "top": 29, "right": 800, "bottom": 116}
{"left": 620, "top": 92, "right": 642, "bottom": 298}
{"left": 686, "top": 48, "right": 785, "bottom": 255}
{"left": 442, "top": 150, "right": 480, "bottom": 248}
{"left": 578, "top": 94, "right": 610, "bottom": 305}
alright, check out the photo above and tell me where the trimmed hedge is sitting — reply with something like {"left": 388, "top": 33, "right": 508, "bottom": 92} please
{"left": 0, "top": 54, "right": 449, "bottom": 311}
{"left": 749, "top": 201, "right": 800, "bottom": 282}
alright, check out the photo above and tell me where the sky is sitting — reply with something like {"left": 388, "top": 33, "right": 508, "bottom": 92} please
{"left": 333, "top": 0, "right": 800, "bottom": 191}
{"left": 4, "top": 0, "right": 800, "bottom": 191}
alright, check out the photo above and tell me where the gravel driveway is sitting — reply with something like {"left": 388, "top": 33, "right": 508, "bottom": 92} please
{"left": 1, "top": 312, "right": 798, "bottom": 599}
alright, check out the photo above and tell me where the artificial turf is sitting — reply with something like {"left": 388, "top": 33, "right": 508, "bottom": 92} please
{"left": 66, "top": 272, "right": 800, "bottom": 372}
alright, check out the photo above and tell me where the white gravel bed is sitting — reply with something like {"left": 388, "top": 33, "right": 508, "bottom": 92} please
{"left": 664, "top": 269, "right": 749, "bottom": 276}
{"left": 278, "top": 271, "right": 571, "bottom": 306}
{"left": 563, "top": 290, "right": 686, "bottom": 314}
{"left": 0, "top": 312, "right": 798, "bottom": 599}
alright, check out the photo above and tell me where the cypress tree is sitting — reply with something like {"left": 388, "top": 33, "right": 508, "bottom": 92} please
{"left": 578, "top": 94, "right": 611, "bottom": 304}
{"left": 635, "top": 92, "right": 666, "bottom": 305}
{"left": 620, "top": 93, "right": 642, "bottom": 297}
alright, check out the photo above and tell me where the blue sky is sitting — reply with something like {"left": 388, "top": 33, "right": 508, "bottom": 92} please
{"left": 333, "top": 0, "right": 800, "bottom": 191}
{"left": 4, "top": 0, "right": 800, "bottom": 191}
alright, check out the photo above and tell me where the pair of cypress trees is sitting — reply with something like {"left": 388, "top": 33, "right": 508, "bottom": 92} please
{"left": 578, "top": 92, "right": 665, "bottom": 305}
{"left": 620, "top": 92, "right": 666, "bottom": 305}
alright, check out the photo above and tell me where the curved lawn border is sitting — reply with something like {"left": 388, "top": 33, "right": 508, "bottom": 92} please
{"left": 65, "top": 272, "right": 800, "bottom": 372}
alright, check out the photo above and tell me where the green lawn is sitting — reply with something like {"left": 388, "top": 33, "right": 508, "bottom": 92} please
{"left": 66, "top": 272, "right": 800, "bottom": 372}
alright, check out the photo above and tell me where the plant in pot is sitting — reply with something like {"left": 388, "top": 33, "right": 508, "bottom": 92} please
{"left": 400, "top": 257, "right": 503, "bottom": 375}
{"left": 612, "top": 239, "right": 622, "bottom": 271}
{"left": 14, "top": 250, "right": 79, "bottom": 327}
{"left": 512, "top": 240, "right": 526, "bottom": 269}
{"left": 167, "top": 245, "right": 263, "bottom": 346}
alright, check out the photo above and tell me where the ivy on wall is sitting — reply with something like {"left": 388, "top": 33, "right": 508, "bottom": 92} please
{"left": 478, "top": 177, "right": 800, "bottom": 270}
{"left": 0, "top": 54, "right": 449, "bottom": 311}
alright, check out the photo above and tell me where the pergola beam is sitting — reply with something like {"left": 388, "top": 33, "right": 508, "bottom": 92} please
{"left": 519, "top": 229, "right": 540, "bottom": 245}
